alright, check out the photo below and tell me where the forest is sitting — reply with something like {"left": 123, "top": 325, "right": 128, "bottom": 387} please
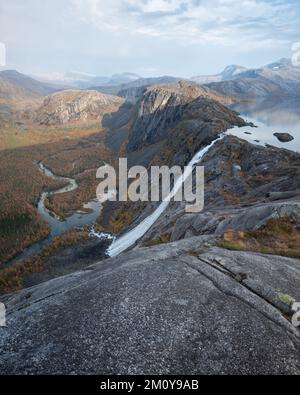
{"left": 0, "top": 120, "right": 114, "bottom": 267}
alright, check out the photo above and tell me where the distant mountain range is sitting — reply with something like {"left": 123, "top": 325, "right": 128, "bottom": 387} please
{"left": 200, "top": 58, "right": 300, "bottom": 98}
{"left": 95, "top": 58, "right": 300, "bottom": 99}
{"left": 192, "top": 65, "right": 248, "bottom": 84}
{"left": 32, "top": 71, "right": 141, "bottom": 89}
{"left": 30, "top": 69, "right": 182, "bottom": 97}
{"left": 92, "top": 76, "right": 182, "bottom": 98}
{"left": 1, "top": 57, "right": 300, "bottom": 110}
{"left": 0, "top": 70, "right": 57, "bottom": 103}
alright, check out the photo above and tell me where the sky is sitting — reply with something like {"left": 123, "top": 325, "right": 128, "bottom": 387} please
{"left": 0, "top": 0, "right": 300, "bottom": 78}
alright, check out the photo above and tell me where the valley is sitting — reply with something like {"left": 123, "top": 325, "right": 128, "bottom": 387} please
{"left": 0, "top": 61, "right": 300, "bottom": 374}
{"left": 1, "top": 66, "right": 300, "bottom": 293}
{"left": 0, "top": 80, "right": 124, "bottom": 293}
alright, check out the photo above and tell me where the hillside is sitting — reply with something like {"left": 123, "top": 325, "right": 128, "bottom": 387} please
{"left": 35, "top": 89, "right": 124, "bottom": 125}
{"left": 93, "top": 76, "right": 181, "bottom": 97}
{"left": 192, "top": 64, "right": 247, "bottom": 84}
{"left": 0, "top": 70, "right": 57, "bottom": 104}
{"left": 206, "top": 76, "right": 285, "bottom": 99}
{"left": 109, "top": 81, "right": 244, "bottom": 160}
{"left": 33, "top": 71, "right": 141, "bottom": 90}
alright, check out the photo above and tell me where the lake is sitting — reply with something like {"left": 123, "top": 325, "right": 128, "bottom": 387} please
{"left": 229, "top": 97, "right": 300, "bottom": 153}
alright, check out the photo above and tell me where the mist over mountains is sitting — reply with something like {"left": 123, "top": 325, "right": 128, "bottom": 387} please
{"left": 0, "top": 70, "right": 56, "bottom": 103}
{"left": 203, "top": 58, "right": 300, "bottom": 98}
{"left": 32, "top": 71, "right": 142, "bottom": 89}
{"left": 2, "top": 57, "right": 300, "bottom": 103}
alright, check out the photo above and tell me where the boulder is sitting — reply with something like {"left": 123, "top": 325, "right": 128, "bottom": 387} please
{"left": 274, "top": 133, "right": 294, "bottom": 143}
{"left": 216, "top": 200, "right": 300, "bottom": 234}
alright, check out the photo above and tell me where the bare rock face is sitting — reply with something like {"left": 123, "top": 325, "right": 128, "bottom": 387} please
{"left": 139, "top": 135, "right": 300, "bottom": 243}
{"left": 36, "top": 89, "right": 124, "bottom": 125}
{"left": 126, "top": 81, "right": 243, "bottom": 157}
{"left": 274, "top": 132, "right": 294, "bottom": 142}
{"left": 169, "top": 199, "right": 300, "bottom": 242}
{"left": 0, "top": 239, "right": 299, "bottom": 374}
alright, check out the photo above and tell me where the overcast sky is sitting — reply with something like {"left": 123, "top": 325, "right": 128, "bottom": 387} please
{"left": 0, "top": 0, "right": 300, "bottom": 78}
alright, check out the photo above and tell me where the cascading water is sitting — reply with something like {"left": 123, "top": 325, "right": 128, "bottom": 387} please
{"left": 107, "top": 134, "right": 225, "bottom": 257}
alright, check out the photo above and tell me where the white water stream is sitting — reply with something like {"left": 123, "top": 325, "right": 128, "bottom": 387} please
{"left": 106, "top": 135, "right": 225, "bottom": 257}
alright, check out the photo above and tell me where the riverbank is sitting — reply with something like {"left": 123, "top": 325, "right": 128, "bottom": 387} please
{"left": 2, "top": 161, "right": 111, "bottom": 269}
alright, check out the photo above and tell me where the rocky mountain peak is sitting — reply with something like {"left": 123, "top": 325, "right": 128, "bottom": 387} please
{"left": 137, "top": 80, "right": 234, "bottom": 118}
{"left": 125, "top": 81, "right": 245, "bottom": 155}
{"left": 35, "top": 89, "right": 124, "bottom": 125}
{"left": 264, "top": 58, "right": 291, "bottom": 70}
{"left": 221, "top": 64, "right": 247, "bottom": 79}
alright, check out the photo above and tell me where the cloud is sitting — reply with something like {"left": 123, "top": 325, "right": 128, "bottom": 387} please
{"left": 1, "top": 0, "right": 300, "bottom": 76}
{"left": 71, "top": 0, "right": 300, "bottom": 49}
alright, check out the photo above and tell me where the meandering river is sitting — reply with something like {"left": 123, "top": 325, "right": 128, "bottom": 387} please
{"left": 7, "top": 162, "right": 106, "bottom": 266}
{"left": 37, "top": 162, "right": 103, "bottom": 238}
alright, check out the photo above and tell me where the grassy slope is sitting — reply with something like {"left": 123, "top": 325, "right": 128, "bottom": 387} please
{"left": 218, "top": 217, "right": 300, "bottom": 259}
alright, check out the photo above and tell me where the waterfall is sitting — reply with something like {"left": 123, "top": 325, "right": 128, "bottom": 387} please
{"left": 107, "top": 134, "right": 225, "bottom": 257}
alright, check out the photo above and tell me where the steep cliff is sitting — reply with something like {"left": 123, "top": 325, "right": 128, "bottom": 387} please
{"left": 126, "top": 81, "right": 245, "bottom": 165}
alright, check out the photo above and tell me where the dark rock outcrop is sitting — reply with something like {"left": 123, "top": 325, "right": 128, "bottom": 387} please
{"left": 127, "top": 81, "right": 236, "bottom": 151}
{"left": 274, "top": 132, "right": 294, "bottom": 142}
{"left": 103, "top": 81, "right": 247, "bottom": 170}
{"left": 151, "top": 199, "right": 300, "bottom": 243}
{"left": 140, "top": 135, "right": 300, "bottom": 243}
{"left": 122, "top": 82, "right": 247, "bottom": 167}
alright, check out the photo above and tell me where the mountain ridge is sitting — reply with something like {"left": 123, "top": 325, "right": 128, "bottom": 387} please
{"left": 35, "top": 89, "right": 124, "bottom": 125}
{"left": 203, "top": 58, "right": 300, "bottom": 98}
{"left": 33, "top": 71, "right": 141, "bottom": 89}
{"left": 0, "top": 70, "right": 59, "bottom": 104}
